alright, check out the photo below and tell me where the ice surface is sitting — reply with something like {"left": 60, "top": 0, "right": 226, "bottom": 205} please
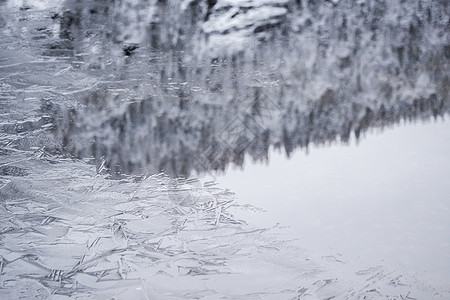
{"left": 1, "top": 0, "right": 449, "bottom": 298}
{"left": 2, "top": 152, "right": 448, "bottom": 298}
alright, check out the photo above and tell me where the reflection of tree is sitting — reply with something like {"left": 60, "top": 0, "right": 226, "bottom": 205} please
{"left": 40, "top": 0, "right": 448, "bottom": 177}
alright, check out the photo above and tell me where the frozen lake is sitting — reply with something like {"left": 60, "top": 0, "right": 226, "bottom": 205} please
{"left": 215, "top": 119, "right": 450, "bottom": 287}
{"left": 1, "top": 0, "right": 449, "bottom": 298}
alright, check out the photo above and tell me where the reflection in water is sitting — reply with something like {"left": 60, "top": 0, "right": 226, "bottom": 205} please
{"left": 1, "top": 0, "right": 449, "bottom": 177}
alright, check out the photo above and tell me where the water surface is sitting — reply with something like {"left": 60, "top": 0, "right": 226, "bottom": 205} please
{"left": 216, "top": 119, "right": 450, "bottom": 286}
